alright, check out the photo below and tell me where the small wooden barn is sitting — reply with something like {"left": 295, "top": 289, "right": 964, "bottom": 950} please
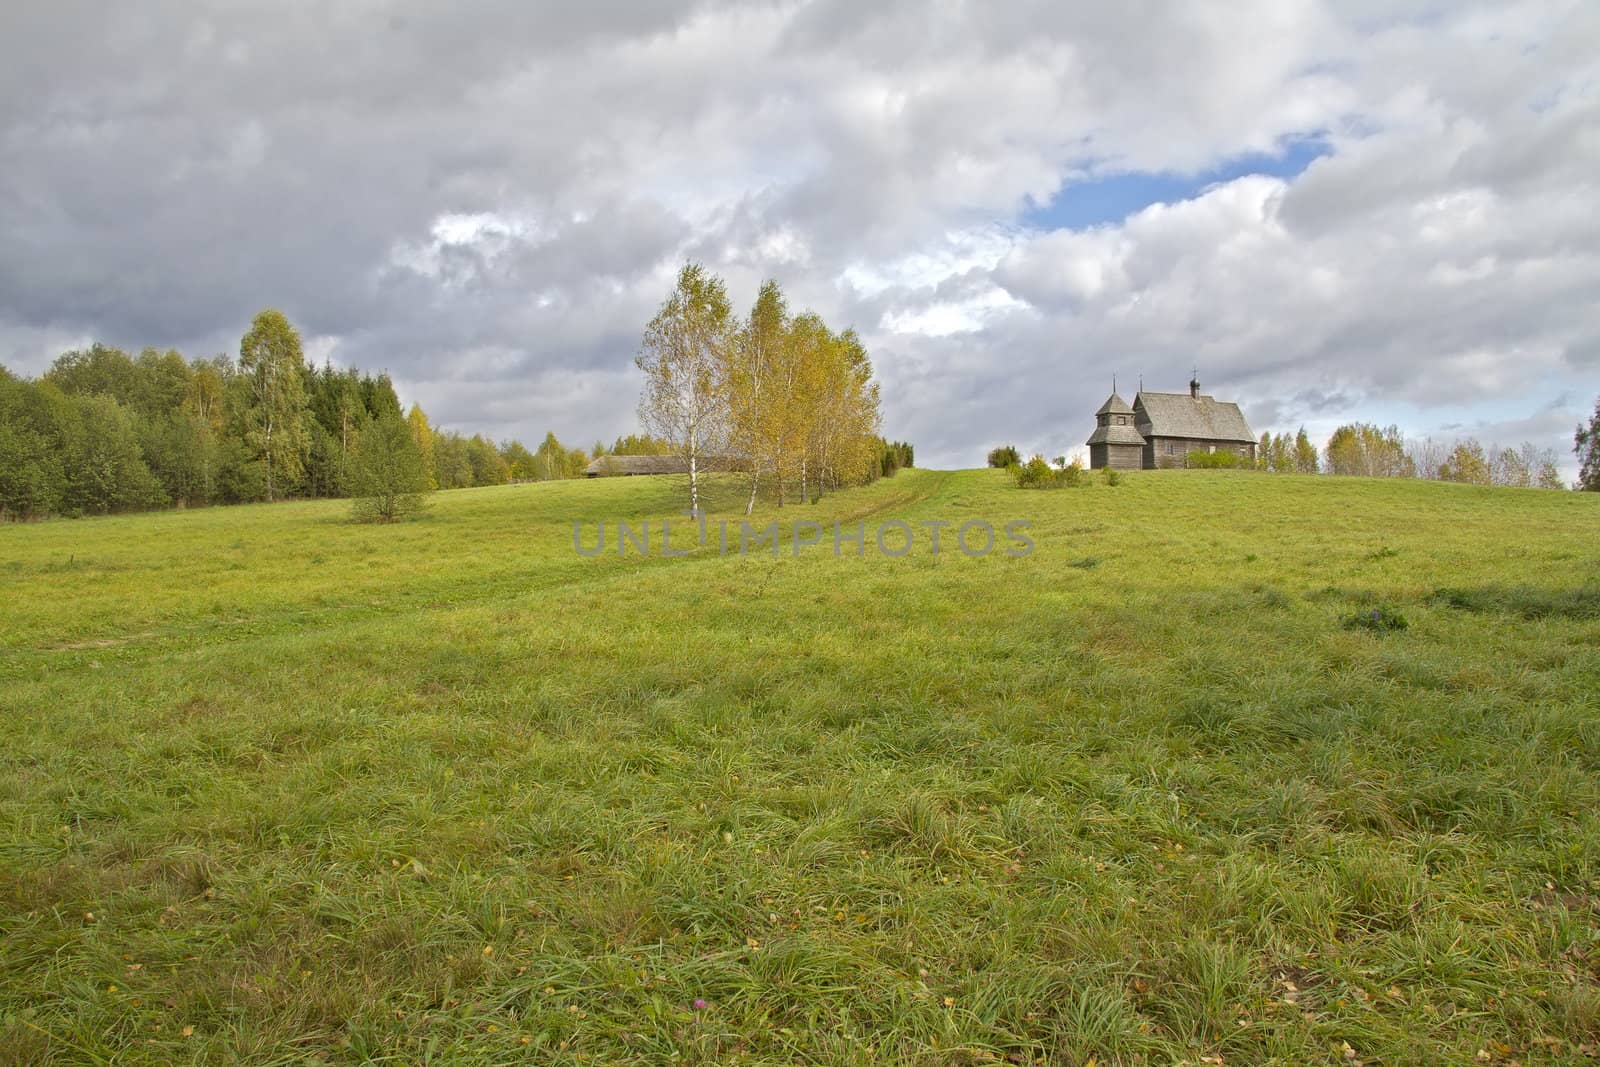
{"left": 1087, "top": 379, "right": 1256, "bottom": 470}
{"left": 582, "top": 455, "right": 690, "bottom": 477}
{"left": 581, "top": 454, "right": 747, "bottom": 478}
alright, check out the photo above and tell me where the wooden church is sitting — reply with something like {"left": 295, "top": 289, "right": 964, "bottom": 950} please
{"left": 1088, "top": 378, "right": 1256, "bottom": 470}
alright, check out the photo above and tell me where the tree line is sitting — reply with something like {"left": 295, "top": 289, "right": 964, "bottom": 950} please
{"left": 1311, "top": 422, "right": 1569, "bottom": 488}
{"left": 635, "top": 264, "right": 907, "bottom": 515}
{"left": 1254, "top": 428, "right": 1323, "bottom": 474}
{"left": 990, "top": 413, "right": 1586, "bottom": 489}
{"left": 0, "top": 310, "right": 609, "bottom": 520}
{"left": 1247, "top": 422, "right": 1572, "bottom": 487}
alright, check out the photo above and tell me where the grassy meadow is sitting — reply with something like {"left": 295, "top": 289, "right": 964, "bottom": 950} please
{"left": 2, "top": 469, "right": 1599, "bottom": 1065}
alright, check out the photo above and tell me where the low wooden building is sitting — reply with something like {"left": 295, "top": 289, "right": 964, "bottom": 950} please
{"left": 582, "top": 455, "right": 689, "bottom": 477}
{"left": 581, "top": 454, "right": 747, "bottom": 477}
{"left": 1086, "top": 379, "right": 1256, "bottom": 469}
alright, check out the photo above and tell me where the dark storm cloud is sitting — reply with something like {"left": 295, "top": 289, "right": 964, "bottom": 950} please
{"left": 0, "top": 1, "right": 715, "bottom": 345}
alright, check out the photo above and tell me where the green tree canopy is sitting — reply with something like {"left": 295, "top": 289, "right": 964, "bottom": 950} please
{"left": 350, "top": 414, "right": 432, "bottom": 522}
{"left": 1578, "top": 396, "right": 1600, "bottom": 491}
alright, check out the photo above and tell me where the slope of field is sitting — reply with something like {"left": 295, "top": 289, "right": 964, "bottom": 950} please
{"left": 2, "top": 470, "right": 1598, "bottom": 1065}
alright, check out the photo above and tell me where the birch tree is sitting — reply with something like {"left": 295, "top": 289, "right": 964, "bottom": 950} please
{"left": 636, "top": 264, "right": 732, "bottom": 516}
{"left": 743, "top": 309, "right": 880, "bottom": 505}
{"left": 238, "top": 309, "right": 309, "bottom": 502}
{"left": 1293, "top": 427, "right": 1319, "bottom": 474}
{"left": 637, "top": 265, "right": 887, "bottom": 512}
{"left": 1523, "top": 442, "right": 1565, "bottom": 490}
{"left": 1325, "top": 423, "right": 1414, "bottom": 478}
{"left": 811, "top": 328, "right": 879, "bottom": 497}
{"left": 729, "top": 280, "right": 786, "bottom": 514}
{"left": 783, "top": 311, "right": 832, "bottom": 504}
{"left": 183, "top": 360, "right": 226, "bottom": 501}
{"left": 406, "top": 405, "right": 438, "bottom": 488}
{"left": 1438, "top": 438, "right": 1491, "bottom": 484}
{"left": 760, "top": 310, "right": 807, "bottom": 507}
{"left": 1491, "top": 444, "right": 1531, "bottom": 488}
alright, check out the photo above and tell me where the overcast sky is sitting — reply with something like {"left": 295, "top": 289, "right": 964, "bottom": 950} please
{"left": 2, "top": 1, "right": 1596, "bottom": 474}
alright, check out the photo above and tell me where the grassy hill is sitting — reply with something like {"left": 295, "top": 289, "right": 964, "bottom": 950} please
{"left": 2, "top": 470, "right": 1598, "bottom": 1065}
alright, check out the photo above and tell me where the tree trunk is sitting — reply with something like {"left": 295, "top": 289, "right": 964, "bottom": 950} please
{"left": 263, "top": 360, "right": 275, "bottom": 502}
{"left": 744, "top": 467, "right": 759, "bottom": 516}
{"left": 688, "top": 448, "right": 700, "bottom": 517}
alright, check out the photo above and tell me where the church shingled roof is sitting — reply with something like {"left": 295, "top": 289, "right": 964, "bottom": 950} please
{"left": 1134, "top": 391, "right": 1255, "bottom": 443}
{"left": 1086, "top": 422, "right": 1147, "bottom": 446}
{"left": 1094, "top": 391, "right": 1135, "bottom": 416}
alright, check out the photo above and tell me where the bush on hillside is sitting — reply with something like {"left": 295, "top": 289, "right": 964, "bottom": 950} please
{"left": 1013, "top": 455, "right": 1087, "bottom": 489}
{"left": 987, "top": 445, "right": 1021, "bottom": 468}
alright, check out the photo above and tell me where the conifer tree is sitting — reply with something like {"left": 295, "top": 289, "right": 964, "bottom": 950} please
{"left": 1577, "top": 396, "right": 1600, "bottom": 491}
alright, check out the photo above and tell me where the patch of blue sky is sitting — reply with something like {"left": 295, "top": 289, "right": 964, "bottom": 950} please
{"left": 1024, "top": 136, "right": 1330, "bottom": 231}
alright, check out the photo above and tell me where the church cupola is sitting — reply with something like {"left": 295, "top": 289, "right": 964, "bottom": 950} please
{"left": 1094, "top": 389, "right": 1135, "bottom": 428}
{"left": 1087, "top": 378, "right": 1147, "bottom": 470}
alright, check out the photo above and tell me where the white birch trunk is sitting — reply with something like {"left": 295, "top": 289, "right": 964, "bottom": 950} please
{"left": 688, "top": 442, "right": 700, "bottom": 517}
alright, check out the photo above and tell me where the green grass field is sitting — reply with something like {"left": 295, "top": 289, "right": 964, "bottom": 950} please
{"left": 3, "top": 470, "right": 1599, "bottom": 1065}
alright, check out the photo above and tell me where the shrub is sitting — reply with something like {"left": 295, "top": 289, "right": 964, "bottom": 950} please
{"left": 1100, "top": 465, "right": 1123, "bottom": 486}
{"left": 0, "top": 423, "right": 63, "bottom": 520}
{"left": 1186, "top": 450, "right": 1244, "bottom": 469}
{"left": 987, "top": 445, "right": 1021, "bottom": 469}
{"left": 350, "top": 415, "right": 433, "bottom": 523}
{"left": 1012, "top": 455, "right": 1090, "bottom": 489}
{"left": 1012, "top": 455, "right": 1058, "bottom": 488}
